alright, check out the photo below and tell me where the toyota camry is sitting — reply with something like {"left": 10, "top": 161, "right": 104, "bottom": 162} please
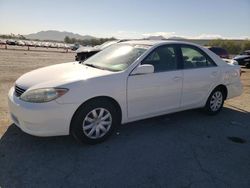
{"left": 8, "top": 40, "right": 243, "bottom": 144}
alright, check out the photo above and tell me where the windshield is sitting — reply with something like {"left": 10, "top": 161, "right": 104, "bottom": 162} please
{"left": 83, "top": 43, "right": 149, "bottom": 71}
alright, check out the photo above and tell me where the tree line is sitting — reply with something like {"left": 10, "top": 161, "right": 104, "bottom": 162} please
{"left": 64, "top": 36, "right": 117, "bottom": 46}
{"left": 206, "top": 39, "right": 250, "bottom": 54}
{"left": 64, "top": 36, "right": 250, "bottom": 54}
{"left": 0, "top": 34, "right": 26, "bottom": 40}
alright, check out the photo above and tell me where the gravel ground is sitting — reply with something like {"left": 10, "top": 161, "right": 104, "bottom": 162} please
{"left": 0, "top": 47, "right": 250, "bottom": 188}
{"left": 0, "top": 47, "right": 74, "bottom": 136}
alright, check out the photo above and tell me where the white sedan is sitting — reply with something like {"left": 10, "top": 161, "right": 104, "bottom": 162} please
{"left": 8, "top": 40, "right": 243, "bottom": 144}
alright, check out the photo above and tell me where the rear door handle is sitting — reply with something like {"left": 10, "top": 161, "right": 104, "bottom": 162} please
{"left": 173, "top": 76, "right": 182, "bottom": 81}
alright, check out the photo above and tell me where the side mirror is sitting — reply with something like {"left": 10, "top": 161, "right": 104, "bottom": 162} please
{"left": 131, "top": 64, "right": 154, "bottom": 75}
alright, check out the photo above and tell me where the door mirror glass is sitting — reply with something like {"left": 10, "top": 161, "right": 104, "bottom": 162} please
{"left": 131, "top": 64, "right": 154, "bottom": 75}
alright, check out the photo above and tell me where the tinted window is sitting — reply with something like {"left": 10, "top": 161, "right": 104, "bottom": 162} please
{"left": 142, "top": 46, "right": 177, "bottom": 72}
{"left": 181, "top": 47, "right": 216, "bottom": 69}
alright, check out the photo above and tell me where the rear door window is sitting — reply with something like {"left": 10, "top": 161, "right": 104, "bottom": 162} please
{"left": 181, "top": 46, "right": 216, "bottom": 69}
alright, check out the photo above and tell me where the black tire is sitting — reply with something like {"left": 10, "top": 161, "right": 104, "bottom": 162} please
{"left": 204, "top": 88, "right": 225, "bottom": 115}
{"left": 245, "top": 62, "right": 250, "bottom": 69}
{"left": 70, "top": 99, "right": 119, "bottom": 144}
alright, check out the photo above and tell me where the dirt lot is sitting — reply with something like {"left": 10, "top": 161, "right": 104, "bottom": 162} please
{"left": 0, "top": 47, "right": 250, "bottom": 187}
{"left": 0, "top": 47, "right": 74, "bottom": 136}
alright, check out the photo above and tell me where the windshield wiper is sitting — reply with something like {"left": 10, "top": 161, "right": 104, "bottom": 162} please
{"left": 84, "top": 63, "right": 99, "bottom": 68}
{"left": 83, "top": 63, "right": 111, "bottom": 71}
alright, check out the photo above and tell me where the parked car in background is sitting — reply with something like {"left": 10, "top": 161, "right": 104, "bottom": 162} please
{"left": 206, "top": 46, "right": 238, "bottom": 66}
{"left": 16, "top": 40, "right": 25, "bottom": 46}
{"left": 24, "top": 41, "right": 34, "bottom": 47}
{"left": 70, "top": 43, "right": 80, "bottom": 51}
{"left": 0, "top": 39, "right": 6, "bottom": 45}
{"left": 233, "top": 50, "right": 250, "bottom": 68}
{"left": 75, "top": 46, "right": 99, "bottom": 61}
{"left": 8, "top": 40, "right": 242, "bottom": 144}
{"left": 6, "top": 39, "right": 16, "bottom": 45}
{"left": 208, "top": 47, "right": 230, "bottom": 59}
{"left": 75, "top": 40, "right": 128, "bottom": 61}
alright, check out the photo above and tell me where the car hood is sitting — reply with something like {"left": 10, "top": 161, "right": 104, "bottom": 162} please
{"left": 15, "top": 62, "right": 112, "bottom": 89}
{"left": 234, "top": 55, "right": 250, "bottom": 60}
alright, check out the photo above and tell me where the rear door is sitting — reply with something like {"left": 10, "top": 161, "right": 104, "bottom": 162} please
{"left": 180, "top": 45, "right": 220, "bottom": 108}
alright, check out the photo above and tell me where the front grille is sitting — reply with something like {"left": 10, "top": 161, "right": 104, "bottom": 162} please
{"left": 15, "top": 85, "right": 26, "bottom": 97}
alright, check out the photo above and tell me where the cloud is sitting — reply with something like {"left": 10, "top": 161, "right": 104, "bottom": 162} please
{"left": 192, "top": 34, "right": 223, "bottom": 39}
{"left": 238, "top": 36, "right": 250, "bottom": 40}
{"left": 110, "top": 31, "right": 249, "bottom": 40}
{"left": 110, "top": 31, "right": 177, "bottom": 39}
{"left": 142, "top": 32, "right": 176, "bottom": 38}
{"left": 117, "top": 30, "right": 138, "bottom": 34}
{"left": 191, "top": 34, "right": 250, "bottom": 40}
{"left": 112, "top": 31, "right": 143, "bottom": 39}
{"left": 142, "top": 32, "right": 224, "bottom": 39}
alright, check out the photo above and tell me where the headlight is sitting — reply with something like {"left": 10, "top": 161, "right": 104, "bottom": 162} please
{"left": 20, "top": 88, "right": 68, "bottom": 103}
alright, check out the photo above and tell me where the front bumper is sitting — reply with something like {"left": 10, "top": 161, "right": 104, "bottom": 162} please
{"left": 8, "top": 87, "right": 78, "bottom": 137}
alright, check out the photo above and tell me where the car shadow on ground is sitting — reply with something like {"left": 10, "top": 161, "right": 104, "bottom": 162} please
{"left": 0, "top": 107, "right": 250, "bottom": 188}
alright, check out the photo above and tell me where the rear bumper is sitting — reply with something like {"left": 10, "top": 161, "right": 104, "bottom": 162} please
{"left": 8, "top": 87, "right": 78, "bottom": 137}
{"left": 226, "top": 81, "right": 243, "bottom": 99}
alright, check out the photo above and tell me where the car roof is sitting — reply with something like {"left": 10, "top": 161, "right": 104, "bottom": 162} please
{"left": 122, "top": 40, "right": 229, "bottom": 67}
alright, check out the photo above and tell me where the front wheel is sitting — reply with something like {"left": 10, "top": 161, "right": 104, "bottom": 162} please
{"left": 70, "top": 100, "right": 119, "bottom": 144}
{"left": 204, "top": 89, "right": 225, "bottom": 115}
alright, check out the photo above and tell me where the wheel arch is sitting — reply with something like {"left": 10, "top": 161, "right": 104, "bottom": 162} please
{"left": 70, "top": 96, "right": 122, "bottom": 133}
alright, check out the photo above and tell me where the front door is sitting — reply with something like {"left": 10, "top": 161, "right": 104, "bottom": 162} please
{"left": 127, "top": 45, "right": 183, "bottom": 119}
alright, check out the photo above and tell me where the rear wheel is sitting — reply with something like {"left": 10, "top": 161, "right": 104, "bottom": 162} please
{"left": 70, "top": 99, "right": 119, "bottom": 144}
{"left": 204, "top": 89, "right": 225, "bottom": 115}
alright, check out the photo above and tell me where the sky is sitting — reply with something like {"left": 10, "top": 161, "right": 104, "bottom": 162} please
{"left": 0, "top": 0, "right": 250, "bottom": 39}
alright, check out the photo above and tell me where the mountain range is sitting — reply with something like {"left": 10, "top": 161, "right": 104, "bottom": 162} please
{"left": 25, "top": 30, "right": 95, "bottom": 41}
{"left": 25, "top": 30, "right": 188, "bottom": 41}
{"left": 24, "top": 30, "right": 220, "bottom": 46}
